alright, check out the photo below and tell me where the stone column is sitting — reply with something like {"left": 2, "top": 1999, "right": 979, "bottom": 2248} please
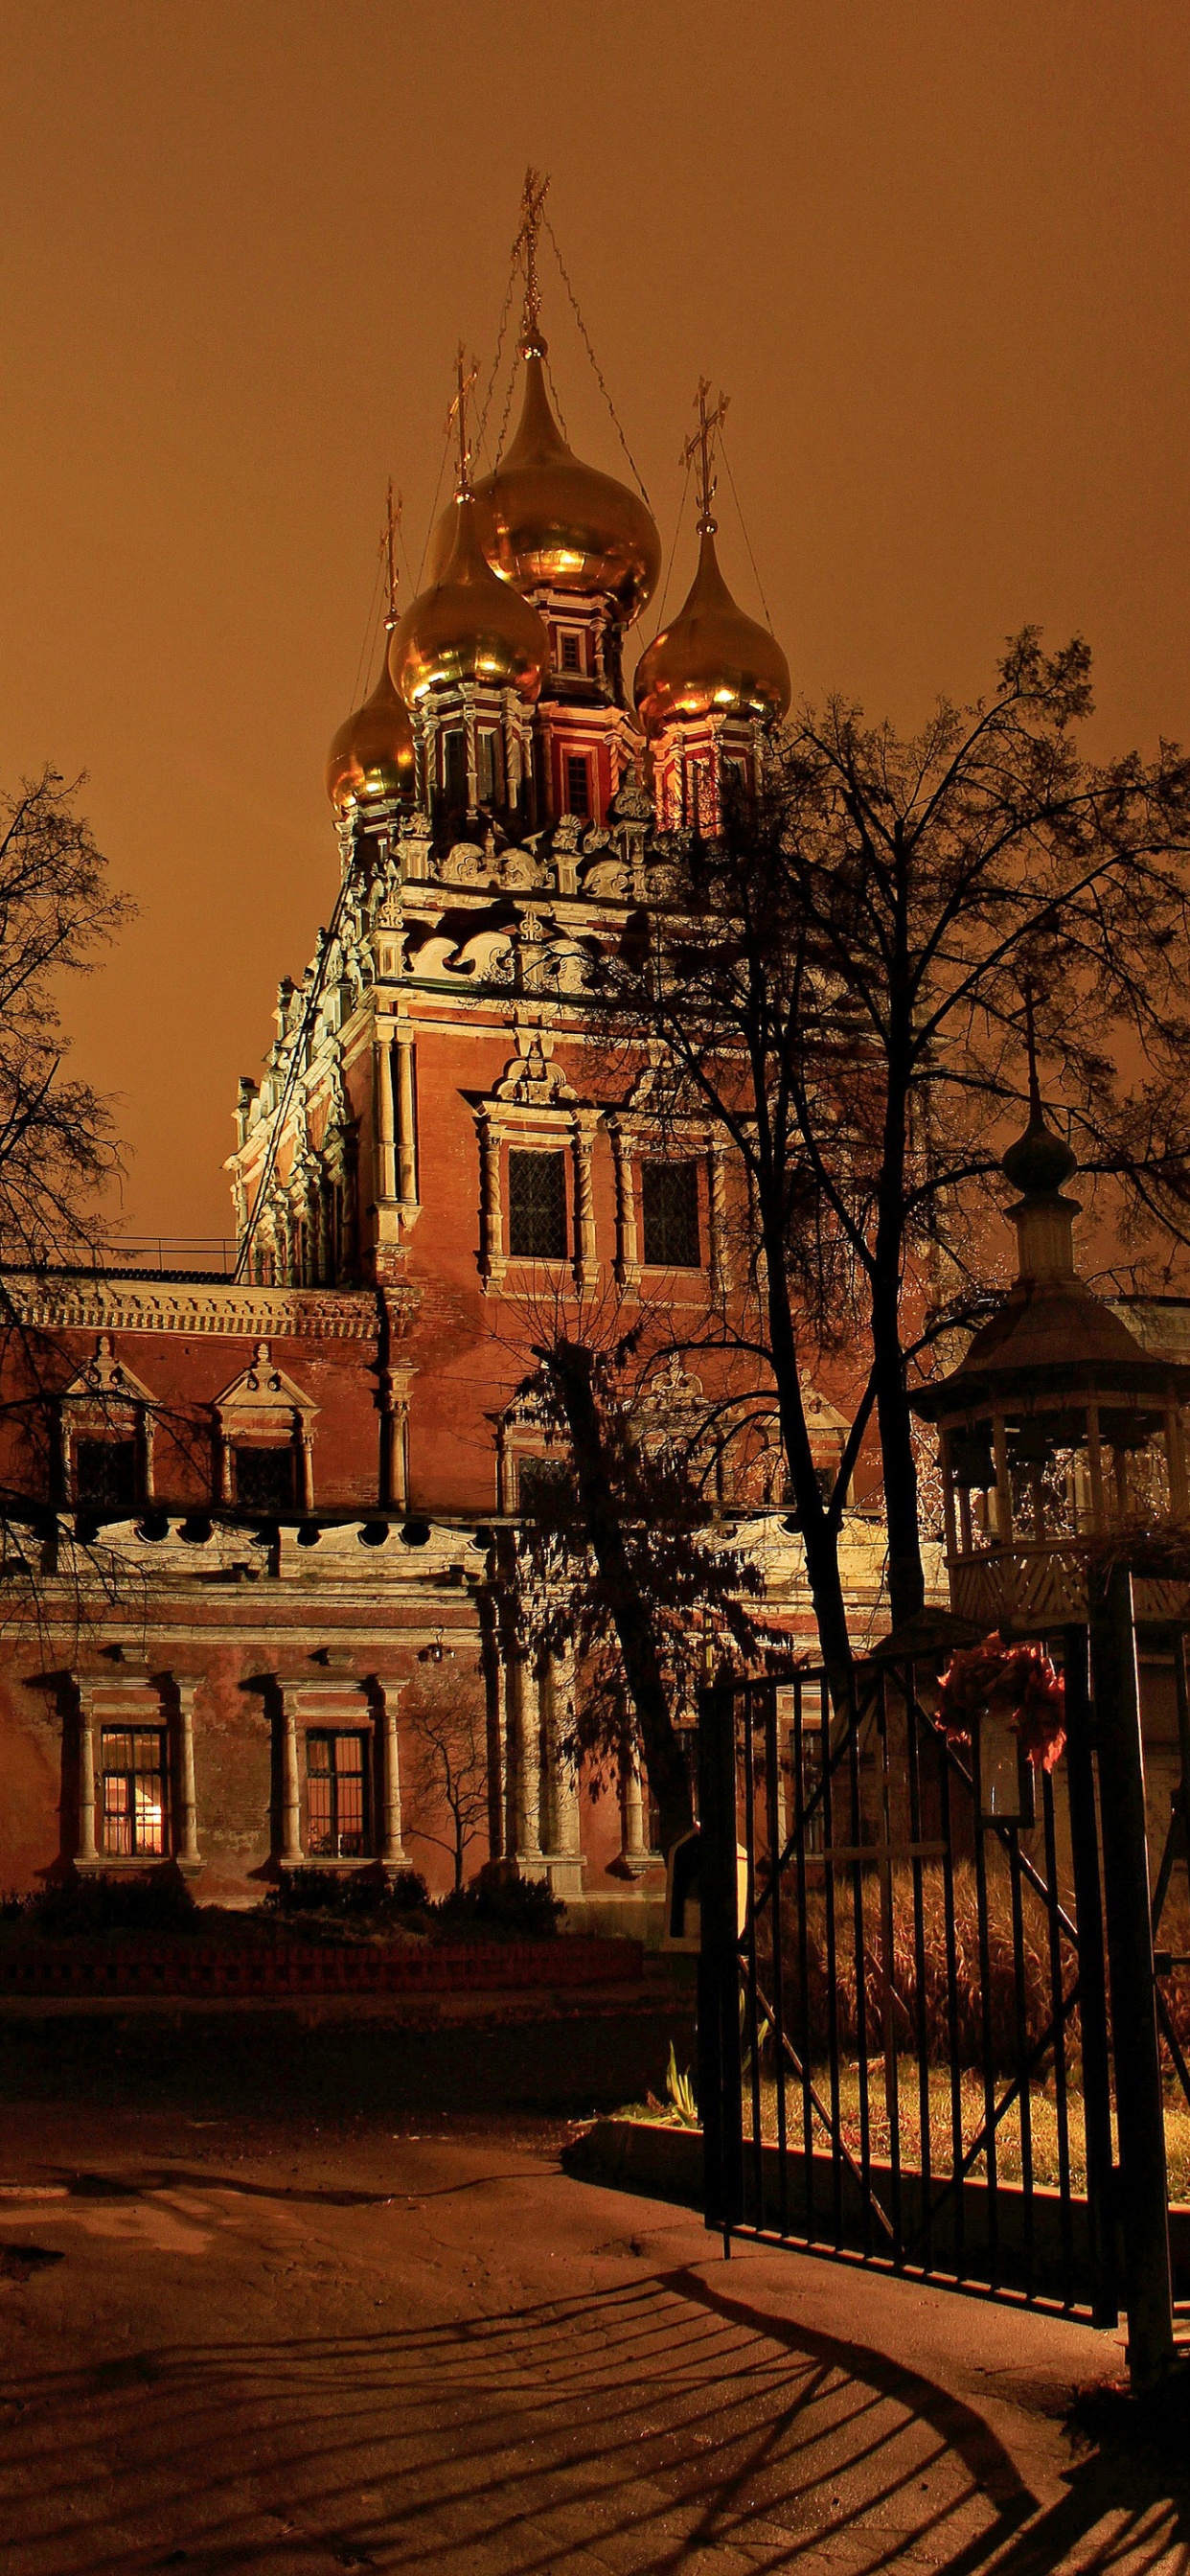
{"left": 77, "top": 1683, "right": 97, "bottom": 1863}
{"left": 510, "top": 1651, "right": 541, "bottom": 1865}
{"left": 218, "top": 1429, "right": 234, "bottom": 1506}
{"left": 394, "top": 1027, "right": 419, "bottom": 1210}
{"left": 373, "top": 1027, "right": 397, "bottom": 1204}
{"left": 300, "top": 1433, "right": 315, "bottom": 1513}
{"left": 173, "top": 1677, "right": 201, "bottom": 1867}
{"left": 621, "top": 1755, "right": 648, "bottom": 1870}
{"left": 375, "top": 1677, "right": 406, "bottom": 1865}
{"left": 572, "top": 1118, "right": 598, "bottom": 1294}
{"left": 478, "top": 1116, "right": 504, "bottom": 1287}
{"left": 279, "top": 1686, "right": 303, "bottom": 1865}
{"left": 611, "top": 1122, "right": 638, "bottom": 1285}
{"left": 707, "top": 1142, "right": 729, "bottom": 1298}
{"left": 537, "top": 1652, "right": 584, "bottom": 1901}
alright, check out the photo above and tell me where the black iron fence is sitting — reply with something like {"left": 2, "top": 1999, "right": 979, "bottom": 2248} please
{"left": 698, "top": 1593, "right": 1190, "bottom": 2374}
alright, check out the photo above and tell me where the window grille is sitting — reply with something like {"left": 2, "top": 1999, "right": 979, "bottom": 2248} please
{"left": 561, "top": 632, "right": 582, "bottom": 673}
{"left": 75, "top": 1438, "right": 138, "bottom": 1515}
{"left": 235, "top": 1445, "right": 295, "bottom": 1512}
{"left": 443, "top": 728, "right": 468, "bottom": 808}
{"left": 517, "top": 1454, "right": 572, "bottom": 1516}
{"left": 475, "top": 729, "right": 501, "bottom": 805}
{"left": 508, "top": 1149, "right": 567, "bottom": 1259}
{"left": 101, "top": 1728, "right": 168, "bottom": 1858}
{"left": 307, "top": 1731, "right": 368, "bottom": 1858}
{"left": 565, "top": 753, "right": 591, "bottom": 817}
{"left": 641, "top": 1161, "right": 700, "bottom": 1269}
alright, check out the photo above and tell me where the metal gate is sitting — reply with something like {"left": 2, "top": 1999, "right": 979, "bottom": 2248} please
{"left": 698, "top": 1609, "right": 1190, "bottom": 2347}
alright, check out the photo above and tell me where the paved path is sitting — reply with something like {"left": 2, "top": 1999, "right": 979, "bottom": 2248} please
{"left": 0, "top": 2102, "right": 1185, "bottom": 2574}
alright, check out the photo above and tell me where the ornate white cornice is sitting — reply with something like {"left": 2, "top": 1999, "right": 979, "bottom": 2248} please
{"left": 9, "top": 1276, "right": 387, "bottom": 1341}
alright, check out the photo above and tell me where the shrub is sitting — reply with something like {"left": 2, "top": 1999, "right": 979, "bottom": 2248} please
{"left": 28, "top": 1870, "right": 197, "bottom": 1937}
{"left": 263, "top": 1867, "right": 429, "bottom": 1921}
{"left": 431, "top": 1871, "right": 564, "bottom": 1940}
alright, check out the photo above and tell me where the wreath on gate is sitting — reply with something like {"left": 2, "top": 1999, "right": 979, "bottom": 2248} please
{"left": 935, "top": 1635, "right": 1066, "bottom": 1772}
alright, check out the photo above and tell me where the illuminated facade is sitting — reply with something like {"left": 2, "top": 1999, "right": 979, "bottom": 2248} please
{"left": 0, "top": 191, "right": 893, "bottom": 1920}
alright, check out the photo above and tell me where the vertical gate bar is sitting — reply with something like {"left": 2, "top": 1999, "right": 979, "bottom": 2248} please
{"left": 878, "top": 1667, "right": 904, "bottom": 2264}
{"left": 906, "top": 1661, "right": 933, "bottom": 2272}
{"left": 1041, "top": 1763, "right": 1075, "bottom": 2306}
{"left": 822, "top": 1677, "right": 844, "bottom": 2249}
{"left": 1062, "top": 1622, "right": 1116, "bottom": 2328}
{"left": 765, "top": 1682, "right": 789, "bottom": 2237}
{"left": 848, "top": 1674, "right": 873, "bottom": 2258}
{"left": 743, "top": 1687, "right": 764, "bottom": 2229}
{"left": 794, "top": 1674, "right": 815, "bottom": 2243}
{"left": 698, "top": 1677, "right": 743, "bottom": 2252}
{"left": 972, "top": 1724, "right": 1001, "bottom": 2288}
{"left": 1171, "top": 1632, "right": 1190, "bottom": 1933}
{"left": 940, "top": 1739, "right": 965, "bottom": 2281}
{"left": 1007, "top": 1823, "right": 1035, "bottom": 2300}
{"left": 1088, "top": 1568, "right": 1176, "bottom": 2392}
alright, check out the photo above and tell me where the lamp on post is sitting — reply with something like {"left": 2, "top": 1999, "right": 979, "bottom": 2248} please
{"left": 914, "top": 1062, "right": 1188, "bottom": 2390}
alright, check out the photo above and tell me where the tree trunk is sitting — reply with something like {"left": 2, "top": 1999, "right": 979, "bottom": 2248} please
{"left": 545, "top": 1341, "right": 695, "bottom": 1854}
{"left": 763, "top": 1227, "right": 855, "bottom": 1697}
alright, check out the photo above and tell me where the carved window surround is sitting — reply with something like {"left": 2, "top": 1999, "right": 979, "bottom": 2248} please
{"left": 72, "top": 1664, "right": 201, "bottom": 1875}
{"left": 606, "top": 1119, "right": 730, "bottom": 1297}
{"left": 59, "top": 1335, "right": 159, "bottom": 1509}
{"left": 270, "top": 1668, "right": 407, "bottom": 1868}
{"left": 214, "top": 1342, "right": 319, "bottom": 1512}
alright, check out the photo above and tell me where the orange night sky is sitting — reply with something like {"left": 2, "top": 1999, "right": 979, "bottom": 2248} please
{"left": 1, "top": 1, "right": 1187, "bottom": 1245}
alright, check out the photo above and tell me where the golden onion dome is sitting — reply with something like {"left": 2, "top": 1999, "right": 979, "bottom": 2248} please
{"left": 388, "top": 492, "right": 549, "bottom": 709}
{"left": 633, "top": 524, "right": 791, "bottom": 739}
{"left": 326, "top": 655, "right": 415, "bottom": 813}
{"left": 427, "top": 346, "right": 661, "bottom": 625}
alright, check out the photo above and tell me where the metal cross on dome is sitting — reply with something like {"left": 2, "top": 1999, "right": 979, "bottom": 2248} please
{"left": 514, "top": 166, "right": 550, "bottom": 347}
{"left": 446, "top": 344, "right": 480, "bottom": 499}
{"left": 383, "top": 477, "right": 402, "bottom": 632}
{"left": 684, "top": 377, "right": 730, "bottom": 535}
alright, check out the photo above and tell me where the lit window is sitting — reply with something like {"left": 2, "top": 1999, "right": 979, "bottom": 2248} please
{"left": 307, "top": 1732, "right": 368, "bottom": 1858}
{"left": 102, "top": 1728, "right": 168, "bottom": 1858}
{"left": 565, "top": 753, "right": 591, "bottom": 817}
{"left": 642, "top": 1162, "right": 700, "bottom": 1269}
{"left": 76, "top": 1438, "right": 138, "bottom": 1515}
{"left": 508, "top": 1149, "right": 567, "bottom": 1259}
{"left": 561, "top": 632, "right": 582, "bottom": 673}
{"left": 236, "top": 1446, "right": 295, "bottom": 1512}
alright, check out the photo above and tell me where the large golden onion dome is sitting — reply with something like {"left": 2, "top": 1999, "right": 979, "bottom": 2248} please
{"left": 326, "top": 655, "right": 415, "bottom": 813}
{"left": 427, "top": 345, "right": 661, "bottom": 625}
{"left": 389, "top": 492, "right": 549, "bottom": 709}
{"left": 633, "top": 523, "right": 791, "bottom": 739}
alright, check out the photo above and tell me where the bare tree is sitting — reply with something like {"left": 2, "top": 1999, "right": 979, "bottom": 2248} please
{"left": 404, "top": 1667, "right": 491, "bottom": 1893}
{"left": 515, "top": 1326, "right": 773, "bottom": 1852}
{"left": 0, "top": 768, "right": 134, "bottom": 1631}
{"left": 594, "top": 632, "right": 1190, "bottom": 1658}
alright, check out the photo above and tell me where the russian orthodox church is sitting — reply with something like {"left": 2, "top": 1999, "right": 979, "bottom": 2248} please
{"left": 0, "top": 181, "right": 890, "bottom": 1920}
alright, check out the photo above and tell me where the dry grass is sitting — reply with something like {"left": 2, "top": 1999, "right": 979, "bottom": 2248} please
{"left": 767, "top": 1867, "right": 1190, "bottom": 2077}
{"left": 745, "top": 2061, "right": 1190, "bottom": 2201}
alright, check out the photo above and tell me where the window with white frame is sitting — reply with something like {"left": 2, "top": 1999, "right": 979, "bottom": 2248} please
{"left": 306, "top": 1731, "right": 369, "bottom": 1858}
{"left": 101, "top": 1727, "right": 169, "bottom": 1858}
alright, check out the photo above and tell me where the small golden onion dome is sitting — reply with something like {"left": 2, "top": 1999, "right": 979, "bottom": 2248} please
{"left": 427, "top": 348, "right": 661, "bottom": 625}
{"left": 326, "top": 656, "right": 415, "bottom": 813}
{"left": 633, "top": 526, "right": 791, "bottom": 739}
{"left": 388, "top": 492, "right": 549, "bottom": 709}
